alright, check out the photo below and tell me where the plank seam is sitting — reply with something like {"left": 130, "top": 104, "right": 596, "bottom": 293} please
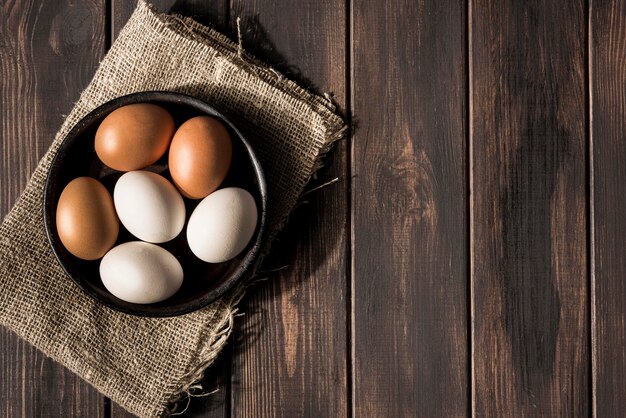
{"left": 105, "top": 0, "right": 112, "bottom": 51}
{"left": 347, "top": 0, "right": 355, "bottom": 416}
{"left": 467, "top": 0, "right": 475, "bottom": 416}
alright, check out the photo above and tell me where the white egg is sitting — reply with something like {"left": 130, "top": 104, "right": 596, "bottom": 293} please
{"left": 114, "top": 171, "right": 185, "bottom": 243}
{"left": 100, "top": 241, "right": 183, "bottom": 304}
{"left": 187, "top": 187, "right": 258, "bottom": 263}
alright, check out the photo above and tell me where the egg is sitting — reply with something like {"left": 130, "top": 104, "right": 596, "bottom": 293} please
{"left": 168, "top": 116, "right": 232, "bottom": 199}
{"left": 56, "top": 177, "right": 119, "bottom": 260}
{"left": 114, "top": 171, "right": 185, "bottom": 243}
{"left": 100, "top": 241, "right": 183, "bottom": 304}
{"left": 187, "top": 187, "right": 258, "bottom": 263}
{"left": 95, "top": 103, "right": 175, "bottom": 171}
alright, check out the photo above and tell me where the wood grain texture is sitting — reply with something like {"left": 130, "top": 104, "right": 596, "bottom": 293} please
{"left": 470, "top": 0, "right": 589, "bottom": 415}
{"left": 591, "top": 0, "right": 626, "bottom": 415}
{"left": 228, "top": 0, "right": 349, "bottom": 417}
{"left": 111, "top": 0, "right": 229, "bottom": 40}
{"left": 351, "top": 0, "right": 468, "bottom": 416}
{"left": 111, "top": 0, "right": 172, "bottom": 39}
{"left": 109, "top": 1, "right": 232, "bottom": 417}
{"left": 0, "top": 0, "right": 106, "bottom": 416}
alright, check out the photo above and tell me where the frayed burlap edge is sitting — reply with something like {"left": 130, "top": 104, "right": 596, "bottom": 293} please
{"left": 163, "top": 285, "right": 245, "bottom": 416}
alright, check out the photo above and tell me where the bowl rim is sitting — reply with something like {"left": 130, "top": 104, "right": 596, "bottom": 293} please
{"left": 43, "top": 91, "right": 267, "bottom": 317}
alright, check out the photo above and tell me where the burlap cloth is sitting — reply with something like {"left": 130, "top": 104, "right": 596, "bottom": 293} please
{"left": 0, "top": 1, "right": 345, "bottom": 416}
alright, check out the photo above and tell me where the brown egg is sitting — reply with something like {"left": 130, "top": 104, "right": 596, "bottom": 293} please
{"left": 95, "top": 103, "right": 175, "bottom": 171}
{"left": 56, "top": 177, "right": 119, "bottom": 260}
{"left": 168, "top": 116, "right": 233, "bottom": 199}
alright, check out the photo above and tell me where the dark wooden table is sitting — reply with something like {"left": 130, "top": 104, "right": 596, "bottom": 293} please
{"left": 1, "top": 0, "right": 625, "bottom": 416}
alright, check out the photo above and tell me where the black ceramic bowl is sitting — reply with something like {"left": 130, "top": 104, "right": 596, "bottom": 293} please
{"left": 44, "top": 91, "right": 267, "bottom": 317}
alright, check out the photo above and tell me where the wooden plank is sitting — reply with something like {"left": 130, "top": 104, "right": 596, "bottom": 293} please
{"left": 109, "top": 1, "right": 231, "bottom": 417}
{"left": 111, "top": 0, "right": 172, "bottom": 39}
{"left": 590, "top": 0, "right": 626, "bottom": 415}
{"left": 470, "top": 0, "right": 589, "bottom": 415}
{"left": 0, "top": 334, "right": 106, "bottom": 417}
{"left": 0, "top": 0, "right": 107, "bottom": 416}
{"left": 351, "top": 0, "right": 469, "bottom": 416}
{"left": 111, "top": 0, "right": 228, "bottom": 40}
{"left": 227, "top": 0, "right": 349, "bottom": 417}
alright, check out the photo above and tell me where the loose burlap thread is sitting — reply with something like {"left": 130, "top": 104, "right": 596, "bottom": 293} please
{"left": 0, "top": 1, "right": 345, "bottom": 416}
